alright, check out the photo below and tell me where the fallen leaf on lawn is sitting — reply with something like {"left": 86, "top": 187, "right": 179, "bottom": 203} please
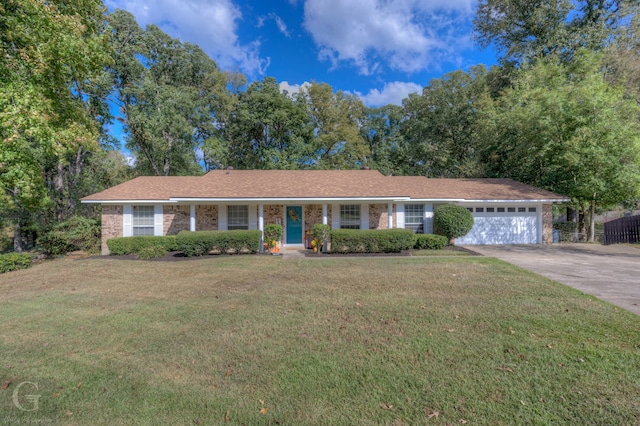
{"left": 497, "top": 366, "right": 513, "bottom": 372}
{"left": 509, "top": 327, "right": 515, "bottom": 334}
{"left": 53, "top": 392, "right": 61, "bottom": 398}
{"left": 77, "top": 382, "right": 82, "bottom": 389}
{"left": 1, "top": 381, "right": 10, "bottom": 389}
{"left": 460, "top": 420, "right": 468, "bottom": 424}
{"left": 225, "top": 410, "right": 230, "bottom": 423}
{"left": 546, "top": 344, "right": 553, "bottom": 349}
{"left": 447, "top": 329, "right": 455, "bottom": 332}
{"left": 379, "top": 403, "right": 393, "bottom": 410}
{"left": 66, "top": 411, "right": 73, "bottom": 416}
{"left": 259, "top": 399, "right": 265, "bottom": 405}
{"left": 428, "top": 411, "right": 439, "bottom": 418}
{"left": 455, "top": 315, "right": 460, "bottom": 319}
{"left": 259, "top": 407, "right": 268, "bottom": 415}
{"left": 520, "top": 400, "right": 525, "bottom": 405}
{"left": 560, "top": 396, "right": 565, "bottom": 401}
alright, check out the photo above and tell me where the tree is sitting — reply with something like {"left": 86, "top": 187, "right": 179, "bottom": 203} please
{"left": 400, "top": 66, "right": 489, "bottom": 177}
{"left": 225, "top": 77, "right": 313, "bottom": 169}
{"left": 360, "top": 105, "right": 405, "bottom": 176}
{"left": 0, "top": 0, "right": 112, "bottom": 250}
{"left": 109, "top": 10, "right": 230, "bottom": 176}
{"left": 479, "top": 51, "right": 640, "bottom": 241}
{"left": 474, "top": 0, "right": 639, "bottom": 63}
{"left": 299, "top": 82, "right": 368, "bottom": 169}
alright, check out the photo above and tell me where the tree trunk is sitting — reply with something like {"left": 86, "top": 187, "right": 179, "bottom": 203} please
{"left": 588, "top": 199, "right": 596, "bottom": 243}
{"left": 56, "top": 161, "right": 65, "bottom": 222}
{"left": 13, "top": 213, "right": 22, "bottom": 253}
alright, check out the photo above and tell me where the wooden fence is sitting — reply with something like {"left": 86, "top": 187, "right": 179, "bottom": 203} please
{"left": 603, "top": 215, "right": 640, "bottom": 245}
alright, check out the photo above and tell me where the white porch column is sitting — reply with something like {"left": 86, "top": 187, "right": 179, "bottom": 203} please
{"left": 388, "top": 203, "right": 393, "bottom": 229}
{"left": 322, "top": 204, "right": 328, "bottom": 225}
{"left": 190, "top": 204, "right": 196, "bottom": 231}
{"left": 259, "top": 204, "right": 264, "bottom": 251}
{"left": 397, "top": 203, "right": 405, "bottom": 229}
{"left": 424, "top": 203, "right": 434, "bottom": 234}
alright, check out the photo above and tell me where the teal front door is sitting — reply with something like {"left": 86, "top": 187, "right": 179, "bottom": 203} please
{"left": 285, "top": 206, "right": 303, "bottom": 244}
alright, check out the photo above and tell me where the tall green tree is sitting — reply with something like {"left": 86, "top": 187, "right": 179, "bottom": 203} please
{"left": 109, "top": 10, "right": 230, "bottom": 176}
{"left": 400, "top": 66, "right": 489, "bottom": 177}
{"left": 360, "top": 104, "right": 405, "bottom": 176}
{"left": 474, "top": 0, "right": 638, "bottom": 62}
{"left": 479, "top": 52, "right": 640, "bottom": 241}
{"left": 300, "top": 82, "right": 367, "bottom": 169}
{"left": 225, "top": 77, "right": 313, "bottom": 169}
{"left": 0, "top": 0, "right": 112, "bottom": 250}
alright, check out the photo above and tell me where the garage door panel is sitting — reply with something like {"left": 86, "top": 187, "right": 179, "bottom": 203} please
{"left": 456, "top": 215, "right": 537, "bottom": 245}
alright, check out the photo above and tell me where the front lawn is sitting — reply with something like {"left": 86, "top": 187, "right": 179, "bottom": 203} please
{"left": 1, "top": 256, "right": 639, "bottom": 425}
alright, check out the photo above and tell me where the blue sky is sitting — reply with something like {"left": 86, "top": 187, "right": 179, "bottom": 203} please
{"left": 105, "top": 0, "right": 498, "bottom": 107}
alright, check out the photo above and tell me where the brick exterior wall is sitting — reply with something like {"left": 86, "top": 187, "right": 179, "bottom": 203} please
{"left": 543, "top": 204, "right": 553, "bottom": 244}
{"left": 264, "top": 205, "right": 284, "bottom": 226}
{"left": 101, "top": 205, "right": 123, "bottom": 255}
{"left": 304, "top": 205, "right": 324, "bottom": 233}
{"left": 164, "top": 205, "right": 190, "bottom": 236}
{"left": 196, "top": 205, "right": 218, "bottom": 230}
{"left": 369, "top": 204, "right": 389, "bottom": 230}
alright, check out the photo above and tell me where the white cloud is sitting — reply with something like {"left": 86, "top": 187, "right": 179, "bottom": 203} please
{"left": 356, "top": 81, "right": 423, "bottom": 107}
{"left": 257, "top": 13, "right": 291, "bottom": 38}
{"left": 279, "top": 80, "right": 311, "bottom": 97}
{"left": 105, "top": 0, "right": 268, "bottom": 76}
{"left": 302, "top": 0, "right": 474, "bottom": 75}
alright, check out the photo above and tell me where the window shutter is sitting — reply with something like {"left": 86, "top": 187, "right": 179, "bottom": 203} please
{"left": 424, "top": 203, "right": 434, "bottom": 234}
{"left": 154, "top": 205, "right": 163, "bottom": 236}
{"left": 332, "top": 204, "right": 340, "bottom": 229}
{"left": 219, "top": 204, "right": 227, "bottom": 231}
{"left": 361, "top": 204, "right": 369, "bottom": 230}
{"left": 396, "top": 203, "right": 405, "bottom": 229}
{"left": 248, "top": 205, "right": 257, "bottom": 230}
{"left": 123, "top": 205, "right": 132, "bottom": 237}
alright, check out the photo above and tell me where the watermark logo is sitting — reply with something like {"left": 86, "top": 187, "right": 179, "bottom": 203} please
{"left": 12, "top": 381, "right": 40, "bottom": 412}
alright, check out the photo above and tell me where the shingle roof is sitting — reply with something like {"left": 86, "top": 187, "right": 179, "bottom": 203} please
{"left": 81, "top": 170, "right": 568, "bottom": 202}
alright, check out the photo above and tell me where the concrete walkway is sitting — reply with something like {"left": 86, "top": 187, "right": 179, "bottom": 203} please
{"left": 465, "top": 244, "right": 640, "bottom": 316}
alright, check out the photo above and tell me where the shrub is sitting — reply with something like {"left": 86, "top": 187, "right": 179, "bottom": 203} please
{"left": 176, "top": 230, "right": 262, "bottom": 257}
{"left": 0, "top": 253, "right": 31, "bottom": 274}
{"left": 107, "top": 236, "right": 178, "bottom": 256}
{"left": 312, "top": 223, "right": 331, "bottom": 251}
{"left": 263, "top": 224, "right": 283, "bottom": 249}
{"left": 329, "top": 229, "right": 415, "bottom": 253}
{"left": 433, "top": 205, "right": 474, "bottom": 244}
{"left": 137, "top": 245, "right": 168, "bottom": 260}
{"left": 39, "top": 216, "right": 101, "bottom": 255}
{"left": 414, "top": 234, "right": 448, "bottom": 250}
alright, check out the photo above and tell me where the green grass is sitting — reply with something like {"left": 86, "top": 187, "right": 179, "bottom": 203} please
{"left": 412, "top": 249, "right": 473, "bottom": 256}
{"left": 1, "top": 256, "right": 639, "bottom": 425}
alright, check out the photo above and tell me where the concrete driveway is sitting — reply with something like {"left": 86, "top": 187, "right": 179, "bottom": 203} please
{"left": 464, "top": 244, "right": 640, "bottom": 316}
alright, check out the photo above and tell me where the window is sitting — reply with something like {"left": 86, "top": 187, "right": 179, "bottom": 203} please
{"left": 133, "top": 206, "right": 154, "bottom": 236}
{"left": 486, "top": 207, "right": 495, "bottom": 213}
{"left": 529, "top": 207, "right": 537, "bottom": 212}
{"left": 467, "top": 208, "right": 473, "bottom": 212}
{"left": 340, "top": 205, "right": 360, "bottom": 229}
{"left": 518, "top": 207, "right": 526, "bottom": 213}
{"left": 508, "top": 207, "right": 516, "bottom": 212}
{"left": 405, "top": 204, "right": 424, "bottom": 233}
{"left": 476, "top": 207, "right": 484, "bottom": 213}
{"left": 497, "top": 207, "right": 505, "bottom": 213}
{"left": 228, "top": 205, "right": 248, "bottom": 230}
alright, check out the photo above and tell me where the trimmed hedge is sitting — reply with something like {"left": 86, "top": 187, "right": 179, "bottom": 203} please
{"left": 433, "top": 204, "right": 474, "bottom": 243}
{"left": 414, "top": 234, "right": 448, "bottom": 250}
{"left": 107, "top": 236, "right": 178, "bottom": 256}
{"left": 330, "top": 229, "right": 416, "bottom": 253}
{"left": 176, "top": 230, "right": 262, "bottom": 257}
{"left": 0, "top": 253, "right": 32, "bottom": 274}
{"left": 137, "top": 245, "right": 168, "bottom": 260}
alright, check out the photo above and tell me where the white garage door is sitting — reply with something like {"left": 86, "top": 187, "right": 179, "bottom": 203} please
{"left": 456, "top": 207, "right": 539, "bottom": 245}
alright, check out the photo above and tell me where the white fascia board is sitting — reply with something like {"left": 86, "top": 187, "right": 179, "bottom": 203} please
{"left": 80, "top": 200, "right": 176, "bottom": 204}
{"left": 169, "top": 197, "right": 409, "bottom": 203}
{"left": 457, "top": 199, "right": 569, "bottom": 203}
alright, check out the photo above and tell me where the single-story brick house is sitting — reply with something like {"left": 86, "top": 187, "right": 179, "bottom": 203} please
{"left": 81, "top": 169, "right": 569, "bottom": 254}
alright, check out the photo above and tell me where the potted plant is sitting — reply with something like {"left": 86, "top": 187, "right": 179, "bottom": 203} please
{"left": 264, "top": 224, "right": 283, "bottom": 254}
